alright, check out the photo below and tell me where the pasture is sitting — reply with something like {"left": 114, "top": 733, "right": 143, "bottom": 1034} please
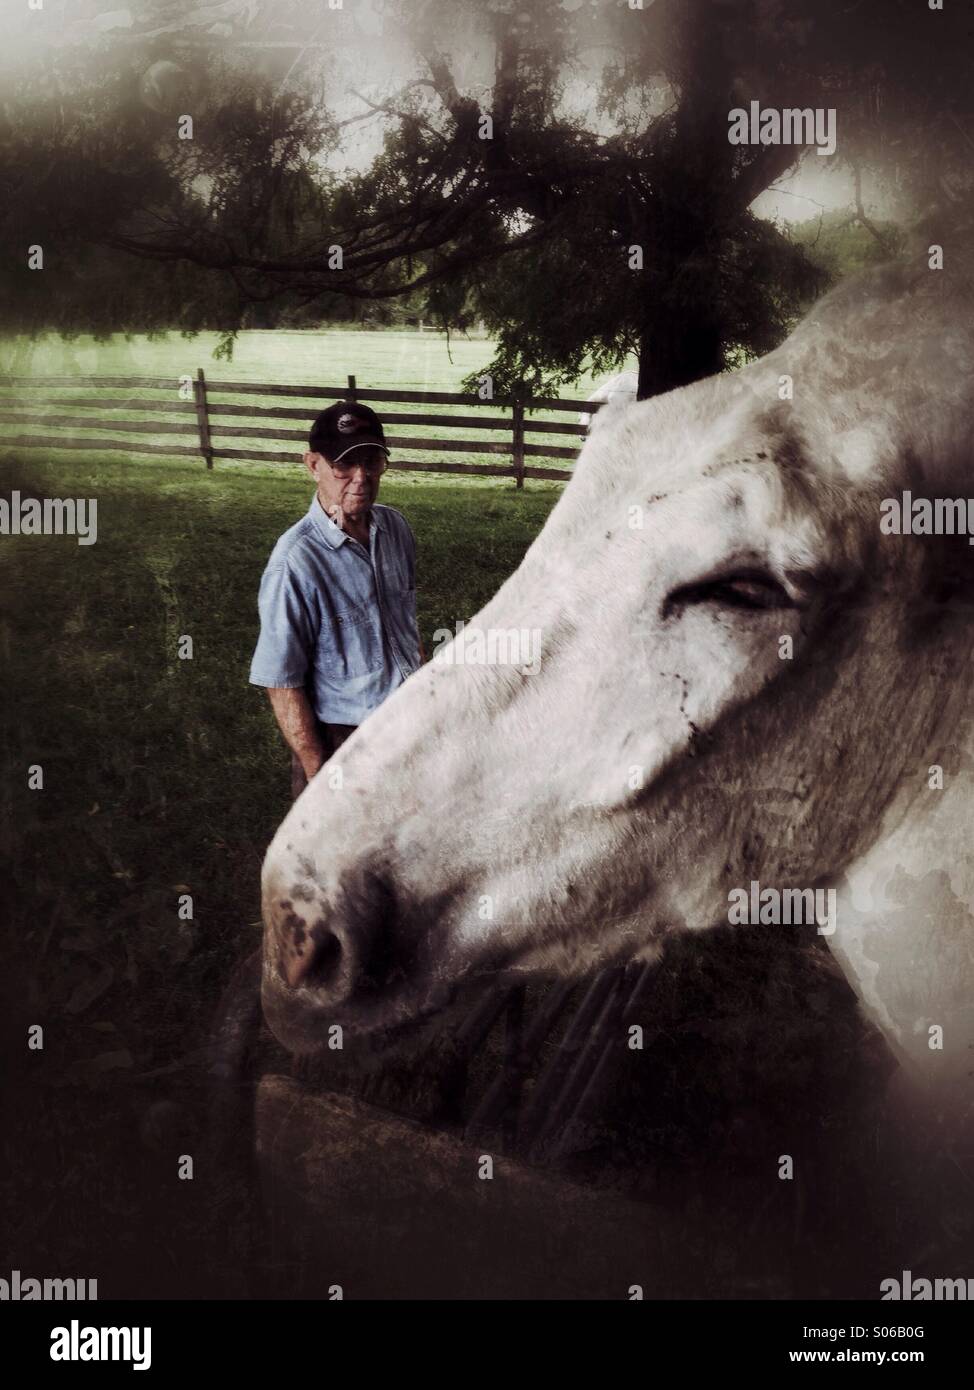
{"left": 0, "top": 369, "right": 561, "bottom": 1292}
{"left": 0, "top": 328, "right": 631, "bottom": 476}
{"left": 2, "top": 325, "right": 510, "bottom": 388}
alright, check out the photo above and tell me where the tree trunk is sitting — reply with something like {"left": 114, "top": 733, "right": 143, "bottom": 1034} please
{"left": 636, "top": 295, "right": 725, "bottom": 400}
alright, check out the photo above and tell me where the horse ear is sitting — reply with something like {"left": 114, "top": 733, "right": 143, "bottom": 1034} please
{"left": 829, "top": 722, "right": 974, "bottom": 1115}
{"left": 588, "top": 393, "right": 635, "bottom": 437}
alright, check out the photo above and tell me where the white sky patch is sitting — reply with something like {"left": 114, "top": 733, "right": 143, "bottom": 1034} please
{"left": 752, "top": 156, "right": 896, "bottom": 224}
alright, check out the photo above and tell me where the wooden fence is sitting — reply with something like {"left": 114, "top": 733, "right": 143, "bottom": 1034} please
{"left": 0, "top": 371, "right": 605, "bottom": 487}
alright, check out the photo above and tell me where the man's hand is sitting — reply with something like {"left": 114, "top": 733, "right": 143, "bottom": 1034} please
{"left": 266, "top": 688, "right": 326, "bottom": 778}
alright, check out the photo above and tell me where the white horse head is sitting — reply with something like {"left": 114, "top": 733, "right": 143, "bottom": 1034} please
{"left": 260, "top": 249, "right": 974, "bottom": 1131}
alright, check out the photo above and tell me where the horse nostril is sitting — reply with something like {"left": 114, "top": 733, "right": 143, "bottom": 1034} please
{"left": 283, "top": 924, "right": 344, "bottom": 990}
{"left": 271, "top": 868, "right": 394, "bottom": 1006}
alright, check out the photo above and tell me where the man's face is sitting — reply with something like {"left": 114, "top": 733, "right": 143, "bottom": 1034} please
{"left": 306, "top": 445, "right": 385, "bottom": 523}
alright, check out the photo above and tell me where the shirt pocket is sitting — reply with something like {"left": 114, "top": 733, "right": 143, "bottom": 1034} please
{"left": 327, "top": 600, "right": 386, "bottom": 679}
{"left": 386, "top": 585, "right": 421, "bottom": 673}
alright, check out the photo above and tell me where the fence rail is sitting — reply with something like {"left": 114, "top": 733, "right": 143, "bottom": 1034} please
{"left": 0, "top": 371, "right": 605, "bottom": 486}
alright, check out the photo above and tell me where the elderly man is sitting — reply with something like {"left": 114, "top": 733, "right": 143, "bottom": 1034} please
{"left": 249, "top": 400, "right": 423, "bottom": 798}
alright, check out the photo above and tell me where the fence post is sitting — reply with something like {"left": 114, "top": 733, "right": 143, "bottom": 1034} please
{"left": 194, "top": 367, "right": 213, "bottom": 469}
{"left": 347, "top": 373, "right": 357, "bottom": 401}
{"left": 511, "top": 391, "right": 525, "bottom": 490}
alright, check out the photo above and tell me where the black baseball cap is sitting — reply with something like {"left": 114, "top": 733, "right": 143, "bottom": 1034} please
{"left": 309, "top": 400, "right": 390, "bottom": 463}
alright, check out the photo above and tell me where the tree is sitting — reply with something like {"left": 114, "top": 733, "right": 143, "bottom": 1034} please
{"left": 1, "top": 1, "right": 971, "bottom": 397}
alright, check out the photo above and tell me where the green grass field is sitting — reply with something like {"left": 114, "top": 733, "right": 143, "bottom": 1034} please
{"left": 0, "top": 328, "right": 633, "bottom": 480}
{"left": 3, "top": 325, "right": 500, "bottom": 387}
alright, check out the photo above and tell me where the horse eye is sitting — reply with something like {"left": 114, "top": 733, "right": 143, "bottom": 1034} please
{"left": 708, "top": 575, "right": 795, "bottom": 610}
{"left": 668, "top": 572, "right": 796, "bottom": 613}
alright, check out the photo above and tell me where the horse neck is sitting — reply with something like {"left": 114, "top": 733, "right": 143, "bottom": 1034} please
{"left": 829, "top": 623, "right": 974, "bottom": 1124}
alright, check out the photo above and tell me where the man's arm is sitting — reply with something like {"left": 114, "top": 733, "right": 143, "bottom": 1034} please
{"left": 249, "top": 558, "right": 323, "bottom": 775}
{"left": 265, "top": 687, "right": 326, "bottom": 781}
{"left": 401, "top": 512, "right": 424, "bottom": 665}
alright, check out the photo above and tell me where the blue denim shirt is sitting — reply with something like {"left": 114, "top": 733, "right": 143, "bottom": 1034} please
{"left": 249, "top": 494, "right": 421, "bottom": 725}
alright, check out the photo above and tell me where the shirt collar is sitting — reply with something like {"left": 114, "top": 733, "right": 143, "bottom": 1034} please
{"left": 307, "top": 494, "right": 384, "bottom": 549}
